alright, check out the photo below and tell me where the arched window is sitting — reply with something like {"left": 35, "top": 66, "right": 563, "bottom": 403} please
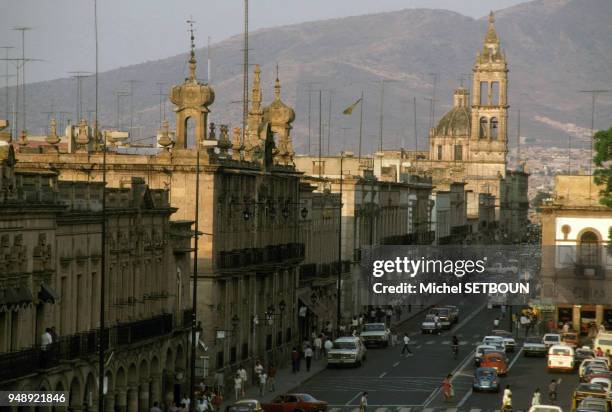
{"left": 479, "top": 117, "right": 488, "bottom": 139}
{"left": 579, "top": 230, "right": 600, "bottom": 266}
{"left": 479, "top": 81, "right": 488, "bottom": 105}
{"left": 490, "top": 117, "right": 498, "bottom": 140}
{"left": 185, "top": 117, "right": 196, "bottom": 148}
{"left": 491, "top": 82, "right": 500, "bottom": 105}
{"left": 437, "top": 145, "right": 443, "bottom": 160}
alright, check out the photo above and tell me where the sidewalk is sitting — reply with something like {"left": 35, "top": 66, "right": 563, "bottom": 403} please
{"left": 218, "top": 305, "right": 433, "bottom": 410}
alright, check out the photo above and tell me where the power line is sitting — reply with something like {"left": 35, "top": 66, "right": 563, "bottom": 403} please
{"left": 154, "top": 82, "right": 167, "bottom": 126}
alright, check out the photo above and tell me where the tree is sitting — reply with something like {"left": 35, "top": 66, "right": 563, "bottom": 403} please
{"left": 593, "top": 126, "right": 612, "bottom": 207}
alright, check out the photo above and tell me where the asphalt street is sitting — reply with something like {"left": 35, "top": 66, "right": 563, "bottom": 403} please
{"left": 292, "top": 297, "right": 582, "bottom": 411}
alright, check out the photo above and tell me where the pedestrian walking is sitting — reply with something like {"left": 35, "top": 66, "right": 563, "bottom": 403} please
{"left": 233, "top": 373, "right": 242, "bottom": 401}
{"left": 150, "top": 401, "right": 162, "bottom": 412}
{"left": 214, "top": 370, "right": 224, "bottom": 396}
{"left": 314, "top": 335, "right": 322, "bottom": 360}
{"left": 254, "top": 360, "right": 264, "bottom": 377}
{"left": 305, "top": 345, "right": 313, "bottom": 372}
{"left": 237, "top": 366, "right": 247, "bottom": 396}
{"left": 291, "top": 347, "right": 300, "bottom": 373}
{"left": 258, "top": 370, "right": 267, "bottom": 395}
{"left": 596, "top": 346, "right": 604, "bottom": 357}
{"left": 359, "top": 391, "right": 368, "bottom": 412}
{"left": 324, "top": 337, "right": 333, "bottom": 358}
{"left": 442, "top": 374, "right": 453, "bottom": 402}
{"left": 548, "top": 379, "right": 559, "bottom": 404}
{"left": 267, "top": 364, "right": 277, "bottom": 392}
{"left": 494, "top": 317, "right": 500, "bottom": 328}
{"left": 400, "top": 333, "right": 413, "bottom": 356}
{"left": 502, "top": 385, "right": 512, "bottom": 411}
{"left": 531, "top": 388, "right": 541, "bottom": 406}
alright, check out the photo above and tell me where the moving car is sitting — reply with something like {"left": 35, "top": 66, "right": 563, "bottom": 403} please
{"left": 480, "top": 352, "right": 508, "bottom": 375}
{"left": 444, "top": 305, "right": 460, "bottom": 322}
{"left": 562, "top": 331, "right": 580, "bottom": 348}
{"left": 590, "top": 377, "right": 612, "bottom": 397}
{"left": 528, "top": 407, "right": 563, "bottom": 412}
{"left": 524, "top": 337, "right": 548, "bottom": 357}
{"left": 227, "top": 400, "right": 264, "bottom": 412}
{"left": 483, "top": 336, "right": 506, "bottom": 351}
{"left": 421, "top": 314, "right": 442, "bottom": 334}
{"left": 575, "top": 397, "right": 609, "bottom": 412}
{"left": 576, "top": 347, "right": 597, "bottom": 363}
{"left": 547, "top": 344, "right": 575, "bottom": 371}
{"left": 475, "top": 344, "right": 496, "bottom": 365}
{"left": 594, "top": 333, "right": 612, "bottom": 355}
{"left": 492, "top": 329, "right": 517, "bottom": 352}
{"left": 359, "top": 323, "right": 390, "bottom": 347}
{"left": 327, "top": 337, "right": 366, "bottom": 367}
{"left": 542, "top": 333, "right": 562, "bottom": 348}
{"left": 472, "top": 367, "right": 499, "bottom": 392}
{"left": 581, "top": 359, "right": 610, "bottom": 378}
{"left": 261, "top": 394, "right": 327, "bottom": 412}
{"left": 429, "top": 307, "right": 452, "bottom": 329}
{"left": 572, "top": 383, "right": 609, "bottom": 411}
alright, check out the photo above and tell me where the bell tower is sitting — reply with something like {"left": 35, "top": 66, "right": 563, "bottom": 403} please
{"left": 470, "top": 11, "right": 508, "bottom": 165}
{"left": 169, "top": 19, "right": 215, "bottom": 149}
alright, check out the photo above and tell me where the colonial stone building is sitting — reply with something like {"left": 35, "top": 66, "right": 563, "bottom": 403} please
{"left": 13, "top": 49, "right": 304, "bottom": 381}
{"left": 0, "top": 140, "right": 193, "bottom": 411}
{"left": 540, "top": 175, "right": 612, "bottom": 331}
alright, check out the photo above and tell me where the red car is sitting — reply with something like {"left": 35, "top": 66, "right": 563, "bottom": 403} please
{"left": 261, "top": 394, "right": 327, "bottom": 412}
{"left": 480, "top": 352, "right": 509, "bottom": 375}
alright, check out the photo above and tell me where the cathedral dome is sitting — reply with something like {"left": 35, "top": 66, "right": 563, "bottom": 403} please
{"left": 434, "top": 87, "right": 471, "bottom": 137}
{"left": 264, "top": 78, "right": 295, "bottom": 126}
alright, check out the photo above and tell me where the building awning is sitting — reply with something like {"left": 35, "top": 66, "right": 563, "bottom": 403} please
{"left": 38, "top": 282, "right": 60, "bottom": 304}
{"left": 0, "top": 286, "right": 33, "bottom": 311}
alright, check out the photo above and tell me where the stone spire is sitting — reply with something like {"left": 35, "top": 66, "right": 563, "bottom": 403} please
{"left": 251, "top": 64, "right": 262, "bottom": 114}
{"left": 484, "top": 11, "right": 499, "bottom": 46}
{"left": 188, "top": 18, "right": 197, "bottom": 82}
{"left": 45, "top": 118, "right": 61, "bottom": 150}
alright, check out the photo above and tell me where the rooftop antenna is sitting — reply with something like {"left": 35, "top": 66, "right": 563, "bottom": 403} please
{"left": 242, "top": 0, "right": 249, "bottom": 145}
{"left": 428, "top": 73, "right": 439, "bottom": 131}
{"left": 12, "top": 27, "right": 33, "bottom": 133}
{"left": 114, "top": 90, "right": 129, "bottom": 130}
{"left": 413, "top": 96, "right": 418, "bottom": 152}
{"left": 0, "top": 46, "right": 15, "bottom": 121}
{"left": 207, "top": 36, "right": 211, "bottom": 84}
{"left": 327, "top": 90, "right": 333, "bottom": 155}
{"left": 304, "top": 81, "right": 321, "bottom": 155}
{"left": 579, "top": 89, "right": 611, "bottom": 204}
{"left": 154, "top": 82, "right": 167, "bottom": 126}
{"left": 379, "top": 79, "right": 398, "bottom": 152}
{"left": 68, "top": 71, "right": 93, "bottom": 122}
{"left": 123, "top": 79, "right": 143, "bottom": 143}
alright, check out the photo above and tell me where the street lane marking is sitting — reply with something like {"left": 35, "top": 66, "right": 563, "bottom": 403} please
{"left": 426, "top": 340, "right": 435, "bottom": 344}
{"left": 416, "top": 345, "right": 422, "bottom": 349}
{"left": 469, "top": 409, "right": 482, "bottom": 412}
{"left": 398, "top": 408, "right": 411, "bottom": 412}
{"left": 507, "top": 346, "right": 524, "bottom": 370}
{"left": 344, "top": 391, "right": 362, "bottom": 406}
{"left": 393, "top": 361, "right": 400, "bottom": 367}
{"left": 379, "top": 372, "right": 387, "bottom": 378}
{"left": 442, "top": 340, "right": 451, "bottom": 344}
{"left": 457, "top": 388, "right": 473, "bottom": 408}
{"left": 459, "top": 341, "right": 468, "bottom": 345}
{"left": 449, "top": 302, "right": 487, "bottom": 334}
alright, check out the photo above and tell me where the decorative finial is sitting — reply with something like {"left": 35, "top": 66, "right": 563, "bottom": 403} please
{"left": 489, "top": 10, "right": 494, "bottom": 25}
{"left": 46, "top": 118, "right": 61, "bottom": 148}
{"left": 187, "top": 17, "right": 197, "bottom": 81}
{"left": 274, "top": 65, "right": 281, "bottom": 101}
{"left": 18, "top": 130, "right": 28, "bottom": 147}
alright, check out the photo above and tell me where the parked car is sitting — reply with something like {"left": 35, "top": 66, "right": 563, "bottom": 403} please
{"left": 572, "top": 383, "right": 609, "bottom": 411}
{"left": 480, "top": 352, "right": 508, "bottom": 375}
{"left": 542, "top": 333, "right": 562, "bottom": 348}
{"left": 575, "top": 396, "right": 609, "bottom": 412}
{"left": 261, "top": 394, "right": 327, "bottom": 412}
{"left": 547, "top": 344, "right": 575, "bottom": 371}
{"left": 360, "top": 323, "right": 390, "bottom": 347}
{"left": 594, "top": 332, "right": 612, "bottom": 356}
{"left": 475, "top": 344, "right": 496, "bottom": 365}
{"left": 327, "top": 337, "right": 367, "bottom": 367}
{"left": 492, "top": 330, "right": 516, "bottom": 352}
{"left": 472, "top": 367, "right": 499, "bottom": 392}
{"left": 582, "top": 366, "right": 611, "bottom": 383}
{"left": 590, "top": 377, "right": 612, "bottom": 397}
{"left": 227, "top": 400, "right": 264, "bottom": 412}
{"left": 421, "top": 314, "right": 442, "bottom": 334}
{"left": 562, "top": 331, "right": 580, "bottom": 348}
{"left": 524, "top": 337, "right": 548, "bottom": 357}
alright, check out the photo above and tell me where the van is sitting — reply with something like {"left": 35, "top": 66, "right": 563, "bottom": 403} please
{"left": 594, "top": 332, "right": 612, "bottom": 355}
{"left": 548, "top": 344, "right": 575, "bottom": 371}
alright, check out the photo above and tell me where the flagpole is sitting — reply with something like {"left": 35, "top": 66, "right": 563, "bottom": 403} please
{"left": 358, "top": 91, "right": 364, "bottom": 161}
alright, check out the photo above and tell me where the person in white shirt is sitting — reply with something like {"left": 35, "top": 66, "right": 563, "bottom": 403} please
{"left": 494, "top": 318, "right": 500, "bottom": 328}
{"left": 531, "top": 388, "right": 541, "bottom": 406}
{"left": 41, "top": 328, "right": 53, "bottom": 350}
{"left": 254, "top": 360, "right": 263, "bottom": 377}
{"left": 502, "top": 385, "right": 512, "bottom": 411}
{"left": 180, "top": 396, "right": 190, "bottom": 411}
{"left": 304, "top": 345, "right": 314, "bottom": 371}
{"left": 359, "top": 391, "right": 368, "bottom": 412}
{"left": 400, "top": 333, "right": 413, "bottom": 356}
{"left": 324, "top": 338, "right": 333, "bottom": 358}
{"left": 258, "top": 371, "right": 267, "bottom": 395}
{"left": 237, "top": 366, "right": 247, "bottom": 396}
{"left": 234, "top": 374, "right": 242, "bottom": 400}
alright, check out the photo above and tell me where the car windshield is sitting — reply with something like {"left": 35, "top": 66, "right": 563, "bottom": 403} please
{"left": 563, "top": 333, "right": 577, "bottom": 340}
{"left": 544, "top": 335, "right": 560, "bottom": 341}
{"left": 363, "top": 324, "right": 385, "bottom": 331}
{"left": 334, "top": 341, "right": 356, "bottom": 350}
{"left": 478, "top": 369, "right": 495, "bottom": 378}
{"left": 550, "top": 348, "right": 571, "bottom": 355}
{"left": 525, "top": 338, "right": 542, "bottom": 344}
{"left": 300, "top": 394, "right": 316, "bottom": 402}
{"left": 424, "top": 315, "right": 436, "bottom": 322}
{"left": 485, "top": 356, "right": 501, "bottom": 362}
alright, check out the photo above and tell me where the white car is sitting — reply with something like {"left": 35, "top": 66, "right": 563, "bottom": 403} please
{"left": 590, "top": 377, "right": 612, "bottom": 398}
{"left": 579, "top": 358, "right": 609, "bottom": 378}
{"left": 528, "top": 406, "right": 562, "bottom": 412}
{"left": 547, "top": 344, "right": 574, "bottom": 371}
{"left": 542, "top": 333, "right": 561, "bottom": 348}
{"left": 327, "top": 336, "right": 367, "bottom": 367}
{"left": 421, "top": 314, "right": 442, "bottom": 334}
{"left": 492, "top": 330, "right": 516, "bottom": 352}
{"left": 483, "top": 336, "right": 506, "bottom": 351}
{"left": 360, "top": 323, "right": 390, "bottom": 347}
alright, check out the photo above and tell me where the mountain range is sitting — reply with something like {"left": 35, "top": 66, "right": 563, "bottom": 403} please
{"left": 4, "top": 0, "right": 612, "bottom": 155}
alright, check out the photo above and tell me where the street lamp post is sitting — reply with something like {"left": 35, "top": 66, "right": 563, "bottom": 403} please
{"left": 336, "top": 152, "right": 344, "bottom": 335}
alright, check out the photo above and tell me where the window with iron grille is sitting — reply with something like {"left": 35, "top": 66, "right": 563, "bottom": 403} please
{"left": 230, "top": 346, "right": 237, "bottom": 364}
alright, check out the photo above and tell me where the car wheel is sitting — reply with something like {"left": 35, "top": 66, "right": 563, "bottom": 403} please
{"left": 356, "top": 360, "right": 362, "bottom": 367}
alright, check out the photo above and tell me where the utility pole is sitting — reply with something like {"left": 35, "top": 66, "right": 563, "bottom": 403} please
{"left": 567, "top": 134, "right": 571, "bottom": 174}
{"left": 242, "top": 0, "right": 249, "bottom": 145}
{"left": 308, "top": 91, "right": 312, "bottom": 155}
{"left": 358, "top": 91, "right": 364, "bottom": 161}
{"left": 124, "top": 79, "right": 142, "bottom": 143}
{"left": 13, "top": 27, "right": 32, "bottom": 133}
{"left": 327, "top": 91, "right": 333, "bottom": 155}
{"left": 337, "top": 150, "right": 344, "bottom": 335}
{"left": 413, "top": 96, "right": 418, "bottom": 152}
{"left": 318, "top": 89, "right": 322, "bottom": 178}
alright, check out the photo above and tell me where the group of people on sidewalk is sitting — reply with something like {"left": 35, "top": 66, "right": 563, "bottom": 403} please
{"left": 232, "top": 361, "right": 278, "bottom": 400}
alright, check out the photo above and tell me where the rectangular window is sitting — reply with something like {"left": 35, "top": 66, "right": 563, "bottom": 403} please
{"left": 437, "top": 145, "right": 443, "bottom": 160}
{"left": 313, "top": 161, "right": 325, "bottom": 175}
{"left": 491, "top": 82, "right": 500, "bottom": 105}
{"left": 454, "top": 145, "right": 463, "bottom": 161}
{"left": 480, "top": 81, "right": 488, "bottom": 105}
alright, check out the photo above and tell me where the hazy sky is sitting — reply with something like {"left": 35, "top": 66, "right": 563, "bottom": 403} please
{"left": 0, "top": 0, "right": 528, "bottom": 84}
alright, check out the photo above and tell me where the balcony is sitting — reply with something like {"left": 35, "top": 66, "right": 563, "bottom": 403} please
{"left": 0, "top": 312, "right": 180, "bottom": 383}
{"left": 216, "top": 243, "right": 305, "bottom": 271}
{"left": 574, "top": 264, "right": 605, "bottom": 278}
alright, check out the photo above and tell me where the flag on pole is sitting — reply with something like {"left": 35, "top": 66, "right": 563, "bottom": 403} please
{"left": 342, "top": 97, "right": 362, "bottom": 115}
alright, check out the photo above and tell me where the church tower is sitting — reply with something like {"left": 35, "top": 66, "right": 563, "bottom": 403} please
{"left": 469, "top": 11, "right": 508, "bottom": 168}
